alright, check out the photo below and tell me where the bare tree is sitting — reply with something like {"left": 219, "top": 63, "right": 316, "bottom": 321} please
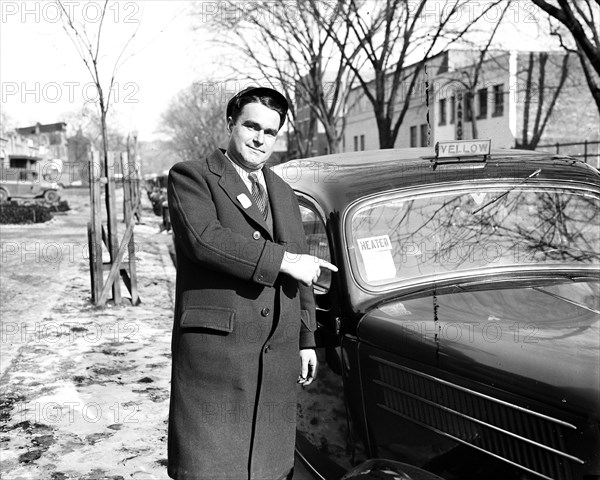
{"left": 198, "top": 0, "right": 356, "bottom": 156}
{"left": 516, "top": 52, "right": 570, "bottom": 149}
{"left": 161, "top": 81, "right": 228, "bottom": 162}
{"left": 62, "top": 104, "right": 127, "bottom": 152}
{"left": 457, "top": 1, "right": 511, "bottom": 139}
{"left": 319, "top": 0, "right": 506, "bottom": 149}
{"left": 58, "top": 0, "right": 139, "bottom": 303}
{"left": 531, "top": 0, "right": 600, "bottom": 113}
{"left": 58, "top": 0, "right": 139, "bottom": 170}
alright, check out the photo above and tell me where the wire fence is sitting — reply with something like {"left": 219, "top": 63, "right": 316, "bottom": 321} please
{"left": 536, "top": 140, "right": 600, "bottom": 169}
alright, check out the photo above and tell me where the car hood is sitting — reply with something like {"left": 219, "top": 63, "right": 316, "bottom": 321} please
{"left": 358, "top": 279, "right": 600, "bottom": 415}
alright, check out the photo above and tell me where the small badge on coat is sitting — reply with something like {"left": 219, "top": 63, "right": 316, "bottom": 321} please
{"left": 237, "top": 193, "right": 252, "bottom": 209}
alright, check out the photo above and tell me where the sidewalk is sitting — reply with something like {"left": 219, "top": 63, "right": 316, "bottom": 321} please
{"left": 1, "top": 192, "right": 176, "bottom": 479}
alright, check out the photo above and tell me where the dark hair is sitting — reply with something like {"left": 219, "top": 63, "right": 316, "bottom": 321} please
{"left": 227, "top": 87, "right": 288, "bottom": 130}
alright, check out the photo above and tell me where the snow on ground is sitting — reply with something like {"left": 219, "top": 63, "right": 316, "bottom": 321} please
{"left": 1, "top": 189, "right": 176, "bottom": 479}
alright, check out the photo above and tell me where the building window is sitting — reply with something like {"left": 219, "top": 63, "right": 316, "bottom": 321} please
{"left": 450, "top": 96, "right": 455, "bottom": 124}
{"left": 353, "top": 135, "right": 358, "bottom": 151}
{"left": 477, "top": 88, "right": 488, "bottom": 119}
{"left": 493, "top": 84, "right": 504, "bottom": 116}
{"left": 465, "top": 92, "right": 473, "bottom": 122}
{"left": 410, "top": 126, "right": 417, "bottom": 147}
{"left": 420, "top": 124, "right": 428, "bottom": 147}
{"left": 439, "top": 99, "right": 447, "bottom": 126}
{"left": 360, "top": 134, "right": 365, "bottom": 151}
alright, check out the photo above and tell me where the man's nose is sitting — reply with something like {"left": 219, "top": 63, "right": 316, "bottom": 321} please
{"left": 253, "top": 129, "right": 265, "bottom": 144}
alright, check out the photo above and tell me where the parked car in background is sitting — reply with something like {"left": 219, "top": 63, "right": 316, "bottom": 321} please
{"left": 144, "top": 171, "right": 171, "bottom": 232}
{"left": 274, "top": 140, "right": 600, "bottom": 480}
{"left": 0, "top": 168, "right": 61, "bottom": 203}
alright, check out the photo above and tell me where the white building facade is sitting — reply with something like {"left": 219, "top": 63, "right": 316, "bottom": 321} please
{"left": 342, "top": 49, "right": 599, "bottom": 157}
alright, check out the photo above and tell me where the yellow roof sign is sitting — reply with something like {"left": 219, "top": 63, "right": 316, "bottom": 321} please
{"left": 435, "top": 139, "right": 491, "bottom": 158}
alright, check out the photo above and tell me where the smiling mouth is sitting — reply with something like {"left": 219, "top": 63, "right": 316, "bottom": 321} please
{"left": 249, "top": 147, "right": 265, "bottom": 154}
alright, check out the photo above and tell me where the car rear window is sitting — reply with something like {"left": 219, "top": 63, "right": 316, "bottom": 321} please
{"left": 346, "top": 183, "right": 600, "bottom": 287}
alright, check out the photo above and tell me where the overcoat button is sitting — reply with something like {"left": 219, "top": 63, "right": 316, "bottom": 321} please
{"left": 252, "top": 231, "right": 261, "bottom": 240}
{"left": 257, "top": 274, "right": 264, "bottom": 281}
{"left": 261, "top": 307, "right": 270, "bottom": 317}
{"left": 264, "top": 344, "right": 271, "bottom": 353}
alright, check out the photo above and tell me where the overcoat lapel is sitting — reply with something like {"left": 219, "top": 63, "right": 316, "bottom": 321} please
{"left": 264, "top": 167, "right": 294, "bottom": 244}
{"left": 206, "top": 150, "right": 273, "bottom": 240}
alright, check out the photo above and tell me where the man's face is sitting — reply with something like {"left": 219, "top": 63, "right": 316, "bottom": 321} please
{"left": 226, "top": 102, "right": 281, "bottom": 171}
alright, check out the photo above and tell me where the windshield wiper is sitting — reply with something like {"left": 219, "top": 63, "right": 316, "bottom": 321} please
{"left": 472, "top": 168, "right": 542, "bottom": 215}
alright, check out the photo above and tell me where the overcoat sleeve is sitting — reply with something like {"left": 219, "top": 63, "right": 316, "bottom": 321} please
{"left": 168, "top": 161, "right": 286, "bottom": 287}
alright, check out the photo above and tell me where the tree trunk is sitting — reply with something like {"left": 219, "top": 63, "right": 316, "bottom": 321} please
{"left": 377, "top": 116, "right": 395, "bottom": 149}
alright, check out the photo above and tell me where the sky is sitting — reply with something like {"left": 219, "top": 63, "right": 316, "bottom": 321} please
{"left": 0, "top": 1, "right": 560, "bottom": 142}
{"left": 1, "top": 1, "right": 209, "bottom": 141}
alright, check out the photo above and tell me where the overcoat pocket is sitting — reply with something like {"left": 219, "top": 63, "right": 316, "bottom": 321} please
{"left": 300, "top": 309, "right": 316, "bottom": 331}
{"left": 180, "top": 306, "right": 235, "bottom": 333}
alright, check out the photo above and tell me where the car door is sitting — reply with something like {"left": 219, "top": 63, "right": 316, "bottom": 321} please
{"left": 294, "top": 198, "right": 361, "bottom": 477}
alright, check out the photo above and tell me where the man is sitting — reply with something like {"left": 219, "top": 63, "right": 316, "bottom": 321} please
{"left": 167, "top": 86, "right": 337, "bottom": 480}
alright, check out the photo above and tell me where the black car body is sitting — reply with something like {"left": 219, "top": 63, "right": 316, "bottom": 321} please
{"left": 273, "top": 143, "right": 600, "bottom": 480}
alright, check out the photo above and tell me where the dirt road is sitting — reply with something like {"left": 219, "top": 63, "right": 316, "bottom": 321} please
{"left": 1, "top": 189, "right": 176, "bottom": 479}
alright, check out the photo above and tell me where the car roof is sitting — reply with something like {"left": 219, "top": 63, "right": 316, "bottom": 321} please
{"left": 273, "top": 148, "right": 600, "bottom": 212}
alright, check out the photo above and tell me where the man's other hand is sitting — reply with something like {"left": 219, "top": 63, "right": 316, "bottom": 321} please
{"left": 280, "top": 252, "right": 338, "bottom": 286}
{"left": 298, "top": 348, "right": 317, "bottom": 386}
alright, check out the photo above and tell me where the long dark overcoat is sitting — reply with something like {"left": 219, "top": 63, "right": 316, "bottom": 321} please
{"left": 167, "top": 149, "right": 316, "bottom": 480}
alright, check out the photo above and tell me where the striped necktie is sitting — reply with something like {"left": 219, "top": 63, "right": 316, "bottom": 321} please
{"left": 249, "top": 172, "right": 269, "bottom": 220}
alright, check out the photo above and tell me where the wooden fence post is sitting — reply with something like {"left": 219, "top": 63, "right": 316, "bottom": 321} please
{"left": 121, "top": 152, "right": 140, "bottom": 305}
{"left": 105, "top": 151, "right": 121, "bottom": 304}
{"left": 87, "top": 149, "right": 141, "bottom": 307}
{"left": 89, "top": 150, "right": 103, "bottom": 303}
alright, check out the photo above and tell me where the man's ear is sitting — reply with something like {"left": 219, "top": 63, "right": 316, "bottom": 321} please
{"left": 227, "top": 116, "right": 234, "bottom": 134}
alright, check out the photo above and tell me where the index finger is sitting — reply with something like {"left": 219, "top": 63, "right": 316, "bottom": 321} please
{"left": 318, "top": 259, "right": 338, "bottom": 272}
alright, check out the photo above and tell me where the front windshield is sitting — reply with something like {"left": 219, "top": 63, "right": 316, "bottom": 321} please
{"left": 347, "top": 184, "right": 600, "bottom": 287}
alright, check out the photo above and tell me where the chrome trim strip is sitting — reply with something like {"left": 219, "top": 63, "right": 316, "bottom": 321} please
{"left": 370, "top": 355, "right": 577, "bottom": 429}
{"left": 294, "top": 448, "right": 328, "bottom": 480}
{"left": 373, "top": 378, "right": 584, "bottom": 464}
{"left": 376, "top": 403, "right": 558, "bottom": 480}
{"left": 532, "top": 286, "right": 600, "bottom": 314}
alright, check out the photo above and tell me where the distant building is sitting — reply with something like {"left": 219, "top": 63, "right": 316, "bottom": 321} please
{"left": 16, "top": 122, "right": 68, "bottom": 158}
{"left": 337, "top": 49, "right": 599, "bottom": 161}
{"left": 1, "top": 130, "right": 42, "bottom": 170}
{"left": 3, "top": 122, "right": 70, "bottom": 181}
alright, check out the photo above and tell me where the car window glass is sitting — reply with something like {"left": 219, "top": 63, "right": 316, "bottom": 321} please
{"left": 347, "top": 185, "right": 600, "bottom": 287}
{"left": 299, "top": 204, "right": 332, "bottom": 291}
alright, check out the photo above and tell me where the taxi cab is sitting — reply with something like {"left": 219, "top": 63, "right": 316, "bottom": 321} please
{"left": 274, "top": 140, "right": 600, "bottom": 480}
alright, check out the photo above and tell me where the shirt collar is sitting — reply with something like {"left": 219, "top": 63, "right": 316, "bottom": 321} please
{"left": 224, "top": 151, "right": 266, "bottom": 189}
